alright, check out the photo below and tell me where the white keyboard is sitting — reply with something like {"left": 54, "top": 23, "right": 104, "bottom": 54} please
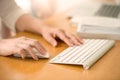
{"left": 50, "top": 39, "right": 115, "bottom": 69}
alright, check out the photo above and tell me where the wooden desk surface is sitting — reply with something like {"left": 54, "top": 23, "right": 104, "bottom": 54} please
{"left": 0, "top": 14, "right": 120, "bottom": 80}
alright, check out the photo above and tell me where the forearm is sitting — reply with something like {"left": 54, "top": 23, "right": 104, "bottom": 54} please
{"left": 15, "top": 14, "right": 48, "bottom": 35}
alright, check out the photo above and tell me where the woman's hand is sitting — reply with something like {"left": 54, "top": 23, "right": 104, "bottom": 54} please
{"left": 0, "top": 37, "right": 46, "bottom": 60}
{"left": 41, "top": 26, "right": 83, "bottom": 47}
{"left": 16, "top": 14, "right": 83, "bottom": 47}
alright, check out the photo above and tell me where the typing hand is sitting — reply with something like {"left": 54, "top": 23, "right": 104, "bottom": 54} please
{"left": 0, "top": 37, "right": 47, "bottom": 60}
{"left": 41, "top": 26, "right": 83, "bottom": 47}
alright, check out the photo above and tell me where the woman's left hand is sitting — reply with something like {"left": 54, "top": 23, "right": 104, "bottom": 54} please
{"left": 41, "top": 26, "right": 83, "bottom": 47}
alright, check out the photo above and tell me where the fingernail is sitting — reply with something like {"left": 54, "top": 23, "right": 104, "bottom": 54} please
{"left": 35, "top": 57, "right": 39, "bottom": 60}
{"left": 42, "top": 49, "right": 47, "bottom": 56}
{"left": 80, "top": 40, "right": 84, "bottom": 44}
{"left": 21, "top": 55, "right": 25, "bottom": 59}
{"left": 53, "top": 42, "right": 57, "bottom": 47}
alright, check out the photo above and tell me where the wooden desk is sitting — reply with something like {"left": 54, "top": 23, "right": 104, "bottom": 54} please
{"left": 0, "top": 13, "right": 120, "bottom": 80}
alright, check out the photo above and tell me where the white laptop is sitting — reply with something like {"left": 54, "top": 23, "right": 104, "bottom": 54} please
{"left": 66, "top": 1, "right": 120, "bottom": 40}
{"left": 66, "top": 1, "right": 120, "bottom": 18}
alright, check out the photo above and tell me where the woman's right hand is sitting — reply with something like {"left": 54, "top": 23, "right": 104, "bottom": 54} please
{"left": 0, "top": 37, "right": 47, "bottom": 60}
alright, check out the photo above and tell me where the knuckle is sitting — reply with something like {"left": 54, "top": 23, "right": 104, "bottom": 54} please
{"left": 34, "top": 40, "right": 39, "bottom": 43}
{"left": 53, "top": 28, "right": 61, "bottom": 32}
{"left": 21, "top": 36, "right": 26, "bottom": 39}
{"left": 32, "top": 40, "right": 39, "bottom": 45}
{"left": 17, "top": 48, "right": 23, "bottom": 53}
{"left": 60, "top": 36, "right": 66, "bottom": 40}
{"left": 56, "top": 29, "right": 63, "bottom": 33}
{"left": 24, "top": 45, "right": 30, "bottom": 50}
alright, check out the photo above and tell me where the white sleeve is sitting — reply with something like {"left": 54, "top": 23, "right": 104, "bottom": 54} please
{"left": 0, "top": 0, "right": 25, "bottom": 33}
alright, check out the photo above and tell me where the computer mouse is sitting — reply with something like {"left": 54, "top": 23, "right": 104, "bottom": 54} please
{"left": 13, "top": 48, "right": 50, "bottom": 59}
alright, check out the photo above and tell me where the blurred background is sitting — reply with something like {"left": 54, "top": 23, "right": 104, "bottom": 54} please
{"left": 15, "top": 0, "right": 119, "bottom": 19}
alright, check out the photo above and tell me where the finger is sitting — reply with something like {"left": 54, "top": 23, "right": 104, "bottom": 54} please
{"left": 55, "top": 30, "right": 74, "bottom": 46}
{"left": 18, "top": 49, "right": 26, "bottom": 59}
{"left": 65, "top": 32, "right": 83, "bottom": 45}
{"left": 26, "top": 46, "right": 39, "bottom": 60}
{"left": 17, "top": 43, "right": 39, "bottom": 60}
{"left": 14, "top": 46, "right": 26, "bottom": 59}
{"left": 31, "top": 39, "right": 47, "bottom": 54}
{"left": 33, "top": 43, "right": 46, "bottom": 55}
{"left": 43, "top": 34, "right": 57, "bottom": 47}
{"left": 75, "top": 35, "right": 84, "bottom": 44}
{"left": 21, "top": 39, "right": 47, "bottom": 55}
